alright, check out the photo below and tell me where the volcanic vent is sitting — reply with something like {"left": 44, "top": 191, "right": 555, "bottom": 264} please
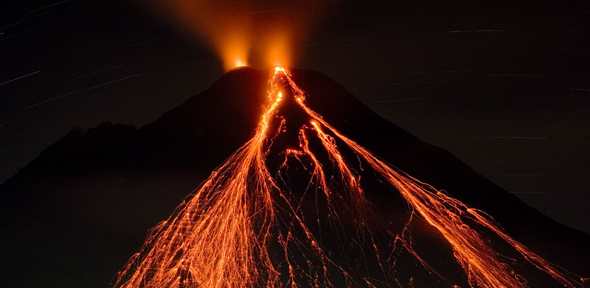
{"left": 108, "top": 67, "right": 588, "bottom": 288}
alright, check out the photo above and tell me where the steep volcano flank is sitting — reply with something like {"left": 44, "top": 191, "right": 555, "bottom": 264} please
{"left": 109, "top": 68, "right": 587, "bottom": 288}
{"left": 282, "top": 69, "right": 589, "bottom": 265}
{"left": 270, "top": 68, "right": 589, "bottom": 271}
{"left": 1, "top": 68, "right": 589, "bottom": 288}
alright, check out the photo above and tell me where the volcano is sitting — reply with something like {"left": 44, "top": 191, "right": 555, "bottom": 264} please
{"left": 1, "top": 67, "right": 588, "bottom": 288}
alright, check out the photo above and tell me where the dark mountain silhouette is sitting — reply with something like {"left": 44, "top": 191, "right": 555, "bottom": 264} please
{"left": 1, "top": 68, "right": 588, "bottom": 288}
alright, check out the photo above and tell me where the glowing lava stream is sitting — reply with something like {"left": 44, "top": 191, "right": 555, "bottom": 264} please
{"left": 112, "top": 67, "right": 586, "bottom": 288}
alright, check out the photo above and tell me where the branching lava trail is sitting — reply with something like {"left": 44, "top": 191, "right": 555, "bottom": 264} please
{"left": 112, "top": 67, "right": 587, "bottom": 288}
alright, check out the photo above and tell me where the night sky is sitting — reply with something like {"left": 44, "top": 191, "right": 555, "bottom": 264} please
{"left": 1, "top": 0, "right": 589, "bottom": 235}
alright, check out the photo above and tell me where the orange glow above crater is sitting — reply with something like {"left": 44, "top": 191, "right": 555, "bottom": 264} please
{"left": 234, "top": 58, "right": 247, "bottom": 69}
{"left": 144, "top": 0, "right": 325, "bottom": 71}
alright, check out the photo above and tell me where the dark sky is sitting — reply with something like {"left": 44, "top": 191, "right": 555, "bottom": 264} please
{"left": 1, "top": 0, "right": 589, "bottom": 233}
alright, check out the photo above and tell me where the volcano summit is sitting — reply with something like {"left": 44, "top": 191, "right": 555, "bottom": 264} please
{"left": 1, "top": 68, "right": 588, "bottom": 288}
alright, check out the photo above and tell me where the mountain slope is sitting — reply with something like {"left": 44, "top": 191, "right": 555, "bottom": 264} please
{"left": 1, "top": 68, "right": 588, "bottom": 288}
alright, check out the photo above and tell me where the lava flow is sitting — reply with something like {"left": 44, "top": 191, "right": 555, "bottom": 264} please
{"left": 112, "top": 67, "right": 587, "bottom": 288}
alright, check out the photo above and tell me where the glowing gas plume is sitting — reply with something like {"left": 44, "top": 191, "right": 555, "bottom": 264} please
{"left": 112, "top": 67, "right": 587, "bottom": 288}
{"left": 145, "top": 0, "right": 325, "bottom": 70}
{"left": 235, "top": 57, "right": 247, "bottom": 68}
